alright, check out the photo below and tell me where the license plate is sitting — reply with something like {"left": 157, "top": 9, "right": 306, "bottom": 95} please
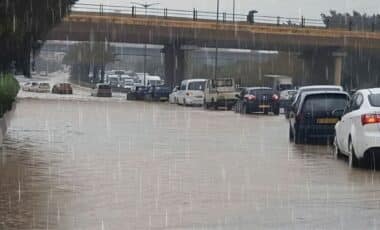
{"left": 160, "top": 97, "right": 168, "bottom": 100}
{"left": 259, "top": 105, "right": 270, "bottom": 109}
{"left": 317, "top": 118, "right": 338, "bottom": 124}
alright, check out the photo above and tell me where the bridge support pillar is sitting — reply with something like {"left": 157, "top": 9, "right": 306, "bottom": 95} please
{"left": 300, "top": 50, "right": 345, "bottom": 86}
{"left": 332, "top": 52, "right": 345, "bottom": 86}
{"left": 163, "top": 43, "right": 184, "bottom": 88}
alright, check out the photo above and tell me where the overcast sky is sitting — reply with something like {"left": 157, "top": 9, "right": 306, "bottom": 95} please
{"left": 77, "top": 0, "right": 380, "bottom": 19}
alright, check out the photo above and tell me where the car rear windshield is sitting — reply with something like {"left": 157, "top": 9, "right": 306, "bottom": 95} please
{"left": 368, "top": 94, "right": 380, "bottom": 107}
{"left": 213, "top": 79, "right": 232, "bottom": 87}
{"left": 99, "top": 85, "right": 111, "bottom": 90}
{"left": 249, "top": 89, "right": 273, "bottom": 95}
{"left": 188, "top": 81, "right": 205, "bottom": 91}
{"left": 302, "top": 94, "right": 348, "bottom": 113}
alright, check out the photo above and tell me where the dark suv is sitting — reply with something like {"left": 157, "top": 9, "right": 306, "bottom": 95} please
{"left": 235, "top": 87, "right": 280, "bottom": 115}
{"left": 289, "top": 91, "right": 349, "bottom": 144}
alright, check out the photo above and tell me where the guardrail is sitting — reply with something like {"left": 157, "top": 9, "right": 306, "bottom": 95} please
{"left": 71, "top": 3, "right": 326, "bottom": 28}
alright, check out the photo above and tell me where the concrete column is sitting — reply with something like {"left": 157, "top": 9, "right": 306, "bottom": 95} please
{"left": 332, "top": 52, "right": 345, "bottom": 86}
{"left": 299, "top": 50, "right": 337, "bottom": 85}
{"left": 163, "top": 43, "right": 184, "bottom": 88}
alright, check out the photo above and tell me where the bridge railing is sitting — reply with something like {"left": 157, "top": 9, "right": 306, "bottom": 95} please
{"left": 71, "top": 3, "right": 326, "bottom": 28}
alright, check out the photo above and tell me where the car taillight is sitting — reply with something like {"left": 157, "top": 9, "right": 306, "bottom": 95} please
{"left": 272, "top": 94, "right": 279, "bottom": 100}
{"left": 361, "top": 114, "right": 380, "bottom": 125}
{"left": 244, "top": 94, "right": 256, "bottom": 101}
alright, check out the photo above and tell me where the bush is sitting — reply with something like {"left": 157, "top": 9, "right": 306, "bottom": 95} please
{"left": 0, "top": 74, "right": 20, "bottom": 118}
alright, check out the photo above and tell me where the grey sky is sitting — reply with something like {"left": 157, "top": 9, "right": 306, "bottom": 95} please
{"left": 78, "top": 0, "right": 380, "bottom": 19}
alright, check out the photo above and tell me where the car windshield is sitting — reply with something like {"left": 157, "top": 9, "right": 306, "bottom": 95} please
{"left": 213, "top": 79, "right": 233, "bottom": 87}
{"left": 302, "top": 94, "right": 348, "bottom": 113}
{"left": 368, "top": 94, "right": 380, "bottom": 107}
{"left": 188, "top": 81, "right": 205, "bottom": 91}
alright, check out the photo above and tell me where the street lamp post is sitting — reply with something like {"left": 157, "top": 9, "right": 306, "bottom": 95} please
{"left": 131, "top": 2, "right": 160, "bottom": 86}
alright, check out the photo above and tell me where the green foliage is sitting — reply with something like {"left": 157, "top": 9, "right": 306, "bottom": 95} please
{"left": 0, "top": 0, "right": 78, "bottom": 74}
{"left": 0, "top": 74, "right": 20, "bottom": 117}
{"left": 321, "top": 10, "right": 380, "bottom": 31}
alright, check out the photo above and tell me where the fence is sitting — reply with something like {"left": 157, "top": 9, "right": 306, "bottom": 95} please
{"left": 71, "top": 3, "right": 326, "bottom": 28}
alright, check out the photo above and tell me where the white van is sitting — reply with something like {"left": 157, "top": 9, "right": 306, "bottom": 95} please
{"left": 177, "top": 79, "right": 207, "bottom": 106}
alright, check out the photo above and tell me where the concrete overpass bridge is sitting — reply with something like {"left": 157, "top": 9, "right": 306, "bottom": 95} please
{"left": 47, "top": 3, "right": 380, "bottom": 86}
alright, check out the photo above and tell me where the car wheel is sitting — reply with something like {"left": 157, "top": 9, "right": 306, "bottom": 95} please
{"left": 333, "top": 136, "right": 342, "bottom": 159}
{"left": 273, "top": 107, "right": 280, "bottom": 115}
{"left": 294, "top": 129, "right": 305, "bottom": 145}
{"left": 348, "top": 139, "right": 359, "bottom": 168}
{"left": 289, "top": 126, "right": 294, "bottom": 141}
{"left": 211, "top": 99, "right": 218, "bottom": 110}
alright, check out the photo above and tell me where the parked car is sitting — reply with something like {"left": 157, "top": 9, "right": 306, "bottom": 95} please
{"left": 169, "top": 86, "right": 180, "bottom": 104}
{"left": 120, "top": 77, "right": 135, "bottom": 93}
{"left": 289, "top": 91, "right": 349, "bottom": 144}
{"left": 52, "top": 83, "right": 73, "bottom": 94}
{"left": 286, "top": 85, "right": 344, "bottom": 118}
{"left": 91, "top": 84, "right": 112, "bottom": 97}
{"left": 334, "top": 88, "right": 380, "bottom": 168}
{"left": 204, "top": 78, "right": 238, "bottom": 110}
{"left": 34, "top": 82, "right": 51, "bottom": 93}
{"left": 235, "top": 87, "right": 280, "bottom": 115}
{"left": 144, "top": 85, "right": 171, "bottom": 101}
{"left": 22, "top": 82, "right": 38, "bottom": 91}
{"left": 126, "top": 86, "right": 148, "bottom": 100}
{"left": 177, "top": 79, "right": 207, "bottom": 106}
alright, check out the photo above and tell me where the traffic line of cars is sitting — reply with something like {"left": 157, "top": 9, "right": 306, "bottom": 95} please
{"left": 286, "top": 85, "right": 380, "bottom": 169}
{"left": 22, "top": 82, "right": 73, "bottom": 94}
{"left": 170, "top": 78, "right": 282, "bottom": 115}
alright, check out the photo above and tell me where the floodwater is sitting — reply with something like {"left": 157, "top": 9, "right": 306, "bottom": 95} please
{"left": 2, "top": 99, "right": 380, "bottom": 229}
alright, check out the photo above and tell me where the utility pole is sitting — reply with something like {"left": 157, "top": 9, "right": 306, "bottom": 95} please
{"left": 232, "top": 0, "right": 235, "bottom": 23}
{"left": 214, "top": 0, "right": 220, "bottom": 80}
{"left": 131, "top": 2, "right": 160, "bottom": 85}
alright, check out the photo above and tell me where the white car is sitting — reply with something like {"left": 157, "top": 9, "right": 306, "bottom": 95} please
{"left": 36, "top": 82, "right": 51, "bottom": 93}
{"left": 169, "top": 86, "right": 180, "bottom": 104}
{"left": 176, "top": 79, "right": 207, "bottom": 106}
{"left": 22, "top": 82, "right": 38, "bottom": 91}
{"left": 334, "top": 88, "right": 380, "bottom": 168}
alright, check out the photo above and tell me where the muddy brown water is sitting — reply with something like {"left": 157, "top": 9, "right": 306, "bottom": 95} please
{"left": 1, "top": 99, "right": 380, "bottom": 229}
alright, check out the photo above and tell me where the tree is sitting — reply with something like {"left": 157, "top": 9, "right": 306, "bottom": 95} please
{"left": 0, "top": 0, "right": 78, "bottom": 76}
{"left": 63, "top": 42, "right": 115, "bottom": 83}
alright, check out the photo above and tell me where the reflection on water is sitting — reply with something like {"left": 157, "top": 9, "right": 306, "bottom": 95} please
{"left": 1, "top": 99, "right": 380, "bottom": 229}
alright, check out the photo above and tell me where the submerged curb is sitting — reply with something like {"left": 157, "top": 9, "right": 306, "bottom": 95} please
{"left": 0, "top": 102, "right": 16, "bottom": 147}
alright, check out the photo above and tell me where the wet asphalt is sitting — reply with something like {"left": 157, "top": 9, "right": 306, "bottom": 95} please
{"left": 1, "top": 98, "right": 380, "bottom": 229}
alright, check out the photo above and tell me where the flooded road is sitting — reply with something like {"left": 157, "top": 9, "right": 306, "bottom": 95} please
{"left": 2, "top": 98, "right": 380, "bottom": 229}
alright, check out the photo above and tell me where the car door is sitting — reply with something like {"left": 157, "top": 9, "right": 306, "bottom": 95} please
{"left": 338, "top": 94, "right": 362, "bottom": 153}
{"left": 177, "top": 82, "right": 187, "bottom": 103}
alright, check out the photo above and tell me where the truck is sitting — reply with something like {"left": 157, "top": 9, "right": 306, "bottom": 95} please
{"left": 204, "top": 78, "right": 238, "bottom": 110}
{"left": 264, "top": 75, "right": 293, "bottom": 92}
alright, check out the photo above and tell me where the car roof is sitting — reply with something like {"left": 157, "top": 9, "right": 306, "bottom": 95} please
{"left": 298, "top": 85, "right": 343, "bottom": 91}
{"left": 362, "top": 88, "right": 380, "bottom": 94}
{"left": 183, "top": 79, "right": 207, "bottom": 83}
{"left": 247, "top": 87, "right": 272, "bottom": 90}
